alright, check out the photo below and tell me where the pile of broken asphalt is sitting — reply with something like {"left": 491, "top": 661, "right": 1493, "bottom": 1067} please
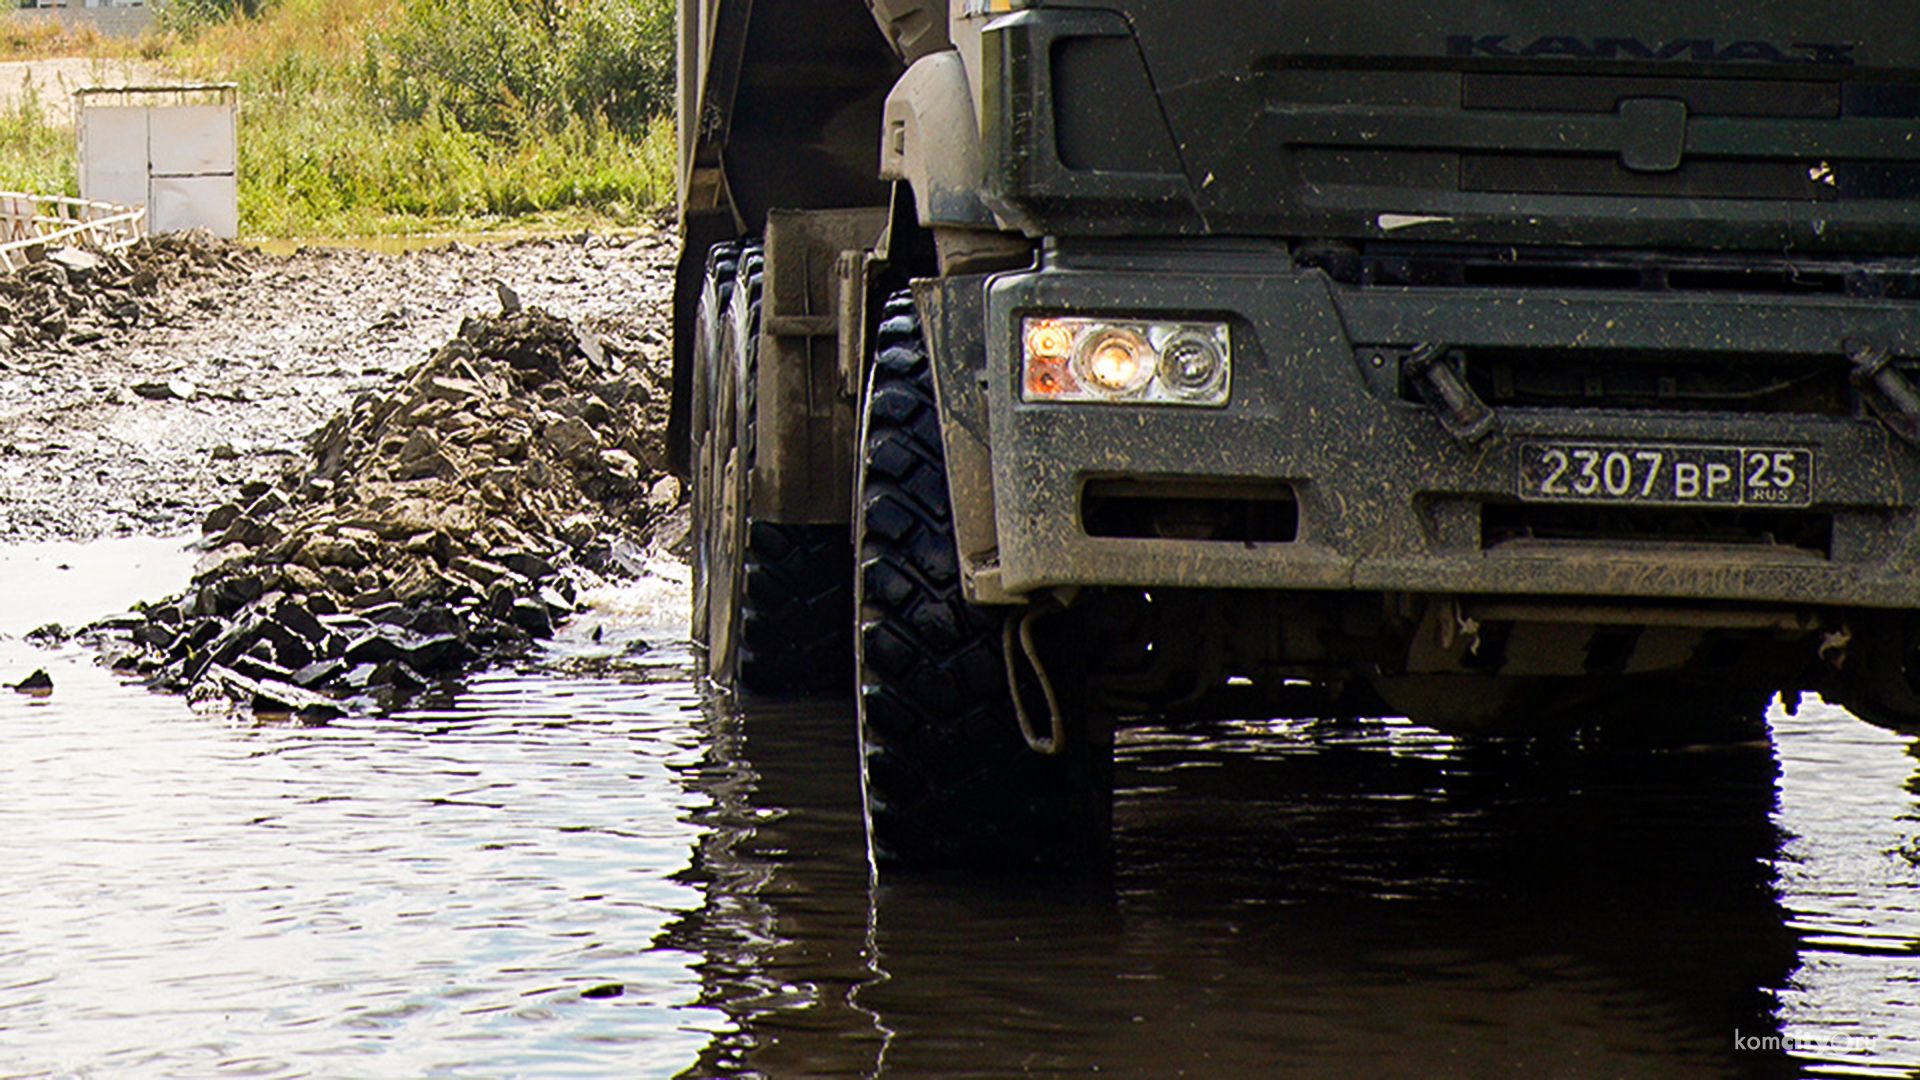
{"left": 0, "top": 232, "right": 244, "bottom": 355}
{"left": 62, "top": 295, "right": 684, "bottom": 720}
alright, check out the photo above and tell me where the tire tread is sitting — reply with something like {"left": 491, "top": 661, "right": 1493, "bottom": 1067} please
{"left": 857, "top": 295, "right": 1109, "bottom": 871}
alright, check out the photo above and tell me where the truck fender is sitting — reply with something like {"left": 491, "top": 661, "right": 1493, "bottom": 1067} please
{"left": 880, "top": 51, "right": 999, "bottom": 231}
{"left": 865, "top": 0, "right": 950, "bottom": 63}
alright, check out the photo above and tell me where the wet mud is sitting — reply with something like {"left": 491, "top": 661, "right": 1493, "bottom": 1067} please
{"left": 0, "top": 230, "right": 678, "bottom": 542}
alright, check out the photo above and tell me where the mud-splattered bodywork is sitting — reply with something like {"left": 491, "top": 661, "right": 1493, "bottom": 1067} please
{"left": 680, "top": 0, "right": 1920, "bottom": 731}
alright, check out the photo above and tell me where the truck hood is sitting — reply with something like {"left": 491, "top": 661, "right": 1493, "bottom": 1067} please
{"left": 993, "top": 2, "right": 1920, "bottom": 251}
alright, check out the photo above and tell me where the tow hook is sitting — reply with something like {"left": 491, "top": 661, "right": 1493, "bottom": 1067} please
{"left": 1847, "top": 338, "right": 1920, "bottom": 448}
{"left": 1405, "top": 342, "right": 1497, "bottom": 444}
{"left": 1819, "top": 623, "right": 1853, "bottom": 669}
{"left": 1004, "top": 604, "right": 1066, "bottom": 756}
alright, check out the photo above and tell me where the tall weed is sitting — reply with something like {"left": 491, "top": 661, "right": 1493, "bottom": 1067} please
{"left": 0, "top": 18, "right": 104, "bottom": 60}
{"left": 0, "top": 81, "right": 76, "bottom": 197}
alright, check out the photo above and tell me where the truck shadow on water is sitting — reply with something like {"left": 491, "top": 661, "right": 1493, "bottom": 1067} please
{"left": 660, "top": 701, "right": 1804, "bottom": 1079}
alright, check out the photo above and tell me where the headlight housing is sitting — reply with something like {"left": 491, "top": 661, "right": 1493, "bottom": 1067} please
{"left": 1021, "top": 316, "right": 1231, "bottom": 406}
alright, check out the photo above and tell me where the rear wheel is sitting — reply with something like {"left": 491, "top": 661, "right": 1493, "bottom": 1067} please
{"left": 855, "top": 294, "right": 1112, "bottom": 872}
{"left": 688, "top": 242, "right": 742, "bottom": 655}
{"left": 690, "top": 241, "right": 852, "bottom": 694}
{"left": 738, "top": 521, "right": 853, "bottom": 691}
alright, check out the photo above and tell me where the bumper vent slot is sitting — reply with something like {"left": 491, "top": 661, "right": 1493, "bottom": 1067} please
{"left": 1082, "top": 478, "right": 1298, "bottom": 543}
{"left": 1483, "top": 503, "right": 1832, "bottom": 558}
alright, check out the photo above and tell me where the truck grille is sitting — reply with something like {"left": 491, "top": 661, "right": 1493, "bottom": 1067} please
{"left": 1276, "top": 70, "right": 1920, "bottom": 206}
{"left": 1303, "top": 244, "right": 1920, "bottom": 300}
{"left": 1458, "top": 154, "right": 1840, "bottom": 201}
{"left": 1429, "top": 347, "right": 1852, "bottom": 416}
{"left": 1453, "top": 73, "right": 1920, "bottom": 201}
{"left": 1310, "top": 245, "right": 1920, "bottom": 418}
{"left": 1460, "top": 73, "right": 1843, "bottom": 118}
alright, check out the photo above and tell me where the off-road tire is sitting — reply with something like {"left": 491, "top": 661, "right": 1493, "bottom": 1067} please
{"left": 739, "top": 521, "right": 853, "bottom": 692}
{"left": 855, "top": 294, "right": 1111, "bottom": 871}
{"left": 691, "top": 241, "right": 853, "bottom": 695}
{"left": 688, "top": 241, "right": 743, "bottom": 652}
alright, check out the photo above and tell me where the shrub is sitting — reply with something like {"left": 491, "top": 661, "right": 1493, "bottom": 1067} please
{"left": 369, "top": 0, "right": 672, "bottom": 140}
{"left": 156, "top": 0, "right": 278, "bottom": 36}
{"left": 156, "top": 0, "right": 280, "bottom": 36}
{"left": 41, "top": 0, "right": 676, "bottom": 234}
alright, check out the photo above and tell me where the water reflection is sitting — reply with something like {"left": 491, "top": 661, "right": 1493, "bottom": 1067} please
{"left": 0, "top": 650, "right": 722, "bottom": 1079}
{"left": 0, "top": 534, "right": 197, "bottom": 638}
{"left": 673, "top": 703, "right": 1827, "bottom": 1079}
{"left": 1771, "top": 700, "right": 1920, "bottom": 1075}
{"left": 5, "top": 531, "right": 1920, "bottom": 1077}
{"left": 660, "top": 699, "right": 881, "bottom": 1080}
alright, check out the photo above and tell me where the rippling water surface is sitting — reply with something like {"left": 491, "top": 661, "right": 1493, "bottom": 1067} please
{"left": 4, "top": 538, "right": 1920, "bottom": 1078}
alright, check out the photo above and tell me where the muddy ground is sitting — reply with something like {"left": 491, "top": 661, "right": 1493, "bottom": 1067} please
{"left": 0, "top": 231, "right": 680, "bottom": 544}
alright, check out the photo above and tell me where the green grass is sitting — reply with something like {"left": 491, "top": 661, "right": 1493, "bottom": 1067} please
{"left": 233, "top": 87, "right": 675, "bottom": 236}
{"left": 0, "top": 0, "right": 676, "bottom": 237}
{"left": 0, "top": 83, "right": 77, "bottom": 198}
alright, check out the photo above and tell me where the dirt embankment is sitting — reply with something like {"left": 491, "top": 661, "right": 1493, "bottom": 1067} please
{"left": 0, "top": 57, "right": 160, "bottom": 126}
{"left": 2, "top": 230, "right": 687, "bottom": 714}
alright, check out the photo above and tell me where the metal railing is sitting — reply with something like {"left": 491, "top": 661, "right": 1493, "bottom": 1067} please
{"left": 0, "top": 192, "right": 146, "bottom": 272}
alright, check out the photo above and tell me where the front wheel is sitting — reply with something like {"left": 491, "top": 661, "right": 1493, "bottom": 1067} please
{"left": 855, "top": 293, "right": 1112, "bottom": 872}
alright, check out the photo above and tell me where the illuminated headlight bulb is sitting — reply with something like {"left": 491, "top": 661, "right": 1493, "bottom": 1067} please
{"left": 1157, "top": 330, "right": 1228, "bottom": 399}
{"left": 1075, "top": 327, "right": 1152, "bottom": 395}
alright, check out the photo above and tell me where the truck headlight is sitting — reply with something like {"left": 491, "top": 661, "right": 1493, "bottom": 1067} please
{"left": 1021, "top": 316, "right": 1231, "bottom": 406}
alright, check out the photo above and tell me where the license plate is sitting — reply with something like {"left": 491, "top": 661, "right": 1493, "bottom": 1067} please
{"left": 1517, "top": 442, "right": 1814, "bottom": 507}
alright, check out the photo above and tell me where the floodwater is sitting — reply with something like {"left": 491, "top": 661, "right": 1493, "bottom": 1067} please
{"left": 4, "top": 540, "right": 1920, "bottom": 1078}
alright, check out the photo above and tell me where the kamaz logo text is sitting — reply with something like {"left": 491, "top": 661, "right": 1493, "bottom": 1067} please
{"left": 1447, "top": 35, "right": 1857, "bottom": 66}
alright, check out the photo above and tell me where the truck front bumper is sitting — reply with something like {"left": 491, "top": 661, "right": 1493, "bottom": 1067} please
{"left": 954, "top": 245, "right": 1920, "bottom": 610}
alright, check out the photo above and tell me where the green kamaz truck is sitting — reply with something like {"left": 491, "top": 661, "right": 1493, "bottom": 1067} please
{"left": 670, "top": 1, "right": 1920, "bottom": 870}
